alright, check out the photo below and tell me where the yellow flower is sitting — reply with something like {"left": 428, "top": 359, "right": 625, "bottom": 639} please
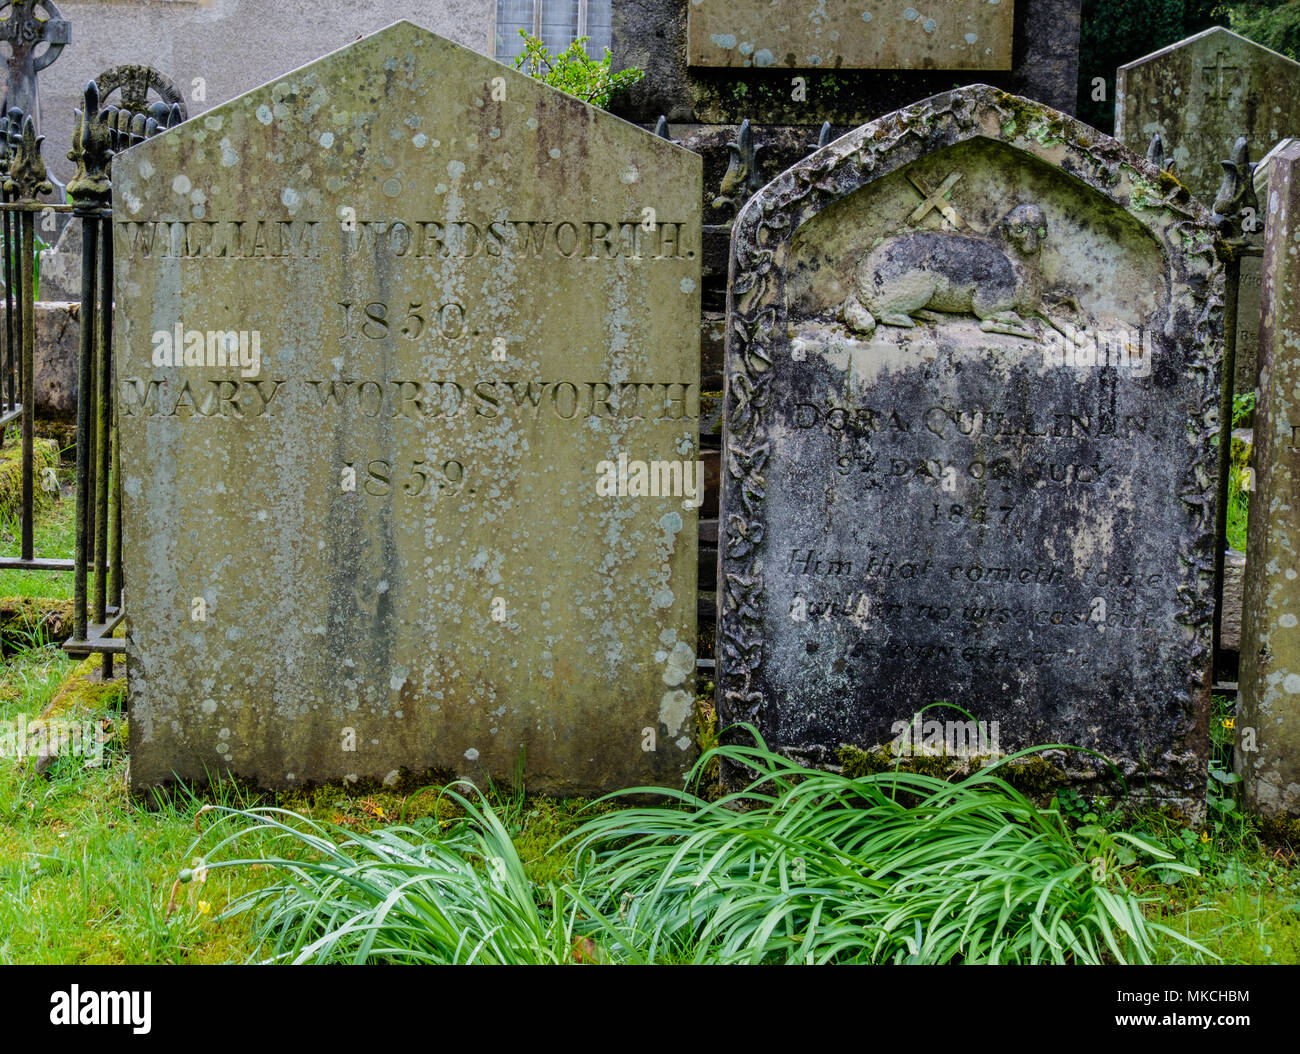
{"left": 1223, "top": 718, "right": 1235, "bottom": 729}
{"left": 1200, "top": 831, "right": 1210, "bottom": 843}
{"left": 197, "top": 901, "right": 210, "bottom": 915}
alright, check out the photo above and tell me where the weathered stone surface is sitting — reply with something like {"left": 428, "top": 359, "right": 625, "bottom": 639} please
{"left": 720, "top": 85, "right": 1222, "bottom": 800}
{"left": 613, "top": 0, "right": 1082, "bottom": 125}
{"left": 115, "top": 22, "right": 702, "bottom": 794}
{"left": 1221, "top": 546, "right": 1245, "bottom": 654}
{"left": 1238, "top": 143, "right": 1300, "bottom": 818}
{"left": 1235, "top": 139, "right": 1300, "bottom": 400}
{"left": 0, "top": 301, "right": 80, "bottom": 418}
{"left": 1116, "top": 27, "right": 1300, "bottom": 206}
{"left": 686, "top": 0, "right": 1014, "bottom": 71}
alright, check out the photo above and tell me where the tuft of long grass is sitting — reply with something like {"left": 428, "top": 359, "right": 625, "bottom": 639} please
{"left": 564, "top": 731, "right": 1207, "bottom": 964}
{"left": 193, "top": 729, "right": 1212, "bottom": 965}
{"left": 195, "top": 783, "right": 621, "bottom": 964}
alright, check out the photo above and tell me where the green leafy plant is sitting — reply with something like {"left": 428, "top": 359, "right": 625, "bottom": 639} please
{"left": 195, "top": 729, "right": 1207, "bottom": 964}
{"left": 190, "top": 784, "right": 617, "bottom": 964}
{"left": 511, "top": 32, "right": 644, "bottom": 109}
{"left": 0, "top": 227, "right": 49, "bottom": 300}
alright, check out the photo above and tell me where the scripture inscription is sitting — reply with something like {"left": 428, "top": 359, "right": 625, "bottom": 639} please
{"left": 720, "top": 87, "right": 1222, "bottom": 800}
{"left": 115, "top": 23, "right": 702, "bottom": 794}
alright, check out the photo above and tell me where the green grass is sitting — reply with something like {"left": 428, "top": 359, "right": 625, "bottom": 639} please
{"left": 186, "top": 734, "right": 1225, "bottom": 965}
{"left": 0, "top": 475, "right": 1296, "bottom": 965}
{"left": 0, "top": 451, "right": 76, "bottom": 600}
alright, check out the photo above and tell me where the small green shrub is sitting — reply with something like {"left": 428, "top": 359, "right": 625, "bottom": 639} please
{"left": 511, "top": 32, "right": 644, "bottom": 109}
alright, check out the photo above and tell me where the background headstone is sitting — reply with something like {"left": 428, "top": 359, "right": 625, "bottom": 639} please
{"left": 719, "top": 85, "right": 1223, "bottom": 801}
{"left": 115, "top": 22, "right": 702, "bottom": 794}
{"left": 686, "top": 0, "right": 1015, "bottom": 71}
{"left": 1116, "top": 27, "right": 1300, "bottom": 206}
{"left": 1238, "top": 142, "right": 1300, "bottom": 819}
{"left": 616, "top": 0, "right": 1083, "bottom": 126}
{"left": 1232, "top": 137, "right": 1300, "bottom": 396}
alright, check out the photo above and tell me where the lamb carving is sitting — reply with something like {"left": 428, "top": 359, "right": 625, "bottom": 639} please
{"left": 841, "top": 203, "right": 1049, "bottom": 340}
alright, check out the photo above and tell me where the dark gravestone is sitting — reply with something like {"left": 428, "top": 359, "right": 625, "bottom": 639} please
{"left": 719, "top": 85, "right": 1223, "bottom": 801}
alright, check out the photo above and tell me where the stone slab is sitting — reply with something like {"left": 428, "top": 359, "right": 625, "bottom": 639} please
{"left": 686, "top": 0, "right": 1014, "bottom": 70}
{"left": 1116, "top": 27, "right": 1300, "bottom": 206}
{"left": 719, "top": 85, "right": 1222, "bottom": 800}
{"left": 114, "top": 22, "right": 703, "bottom": 795}
{"left": 1238, "top": 143, "right": 1300, "bottom": 818}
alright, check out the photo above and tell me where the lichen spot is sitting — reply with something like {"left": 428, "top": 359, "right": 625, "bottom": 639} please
{"left": 464, "top": 747, "right": 480, "bottom": 761}
{"left": 659, "top": 689, "right": 693, "bottom": 734}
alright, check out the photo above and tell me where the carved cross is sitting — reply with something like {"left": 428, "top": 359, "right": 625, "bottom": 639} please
{"left": 1201, "top": 50, "right": 1241, "bottom": 103}
{"left": 906, "top": 172, "right": 967, "bottom": 229}
{"left": 0, "top": 0, "right": 69, "bottom": 129}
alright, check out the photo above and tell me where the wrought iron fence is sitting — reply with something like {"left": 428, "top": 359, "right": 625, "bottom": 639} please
{"left": 0, "top": 82, "right": 178, "bottom": 677}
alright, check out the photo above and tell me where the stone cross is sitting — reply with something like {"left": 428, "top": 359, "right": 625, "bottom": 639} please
{"left": 906, "top": 172, "right": 967, "bottom": 229}
{"left": 1202, "top": 50, "right": 1241, "bottom": 102}
{"left": 0, "top": 0, "right": 69, "bottom": 129}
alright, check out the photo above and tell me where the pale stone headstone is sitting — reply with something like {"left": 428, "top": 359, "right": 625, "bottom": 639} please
{"left": 1238, "top": 143, "right": 1300, "bottom": 819}
{"left": 115, "top": 22, "right": 703, "bottom": 794}
{"left": 686, "top": 0, "right": 1014, "bottom": 71}
{"left": 1116, "top": 27, "right": 1300, "bottom": 206}
{"left": 719, "top": 85, "right": 1223, "bottom": 802}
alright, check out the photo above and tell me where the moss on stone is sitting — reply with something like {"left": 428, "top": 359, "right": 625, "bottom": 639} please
{"left": 0, "top": 436, "right": 58, "bottom": 521}
{"left": 0, "top": 596, "right": 73, "bottom": 653}
{"left": 38, "top": 653, "right": 127, "bottom": 723}
{"left": 1257, "top": 812, "right": 1300, "bottom": 852}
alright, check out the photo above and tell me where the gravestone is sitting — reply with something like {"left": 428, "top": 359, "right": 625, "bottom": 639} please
{"left": 1238, "top": 142, "right": 1300, "bottom": 819}
{"left": 1230, "top": 138, "right": 1300, "bottom": 397}
{"left": 1116, "top": 27, "right": 1300, "bottom": 206}
{"left": 114, "top": 21, "right": 703, "bottom": 794}
{"left": 687, "top": 0, "right": 1014, "bottom": 71}
{"left": 719, "top": 85, "right": 1223, "bottom": 800}
{"left": 615, "top": 0, "right": 1082, "bottom": 126}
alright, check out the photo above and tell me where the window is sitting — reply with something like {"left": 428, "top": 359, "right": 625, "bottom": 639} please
{"left": 494, "top": 0, "right": 613, "bottom": 64}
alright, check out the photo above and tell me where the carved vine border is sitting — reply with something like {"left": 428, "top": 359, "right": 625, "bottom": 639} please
{"left": 719, "top": 86, "right": 1226, "bottom": 746}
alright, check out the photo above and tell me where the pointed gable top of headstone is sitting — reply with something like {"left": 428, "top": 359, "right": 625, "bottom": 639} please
{"left": 1116, "top": 26, "right": 1300, "bottom": 203}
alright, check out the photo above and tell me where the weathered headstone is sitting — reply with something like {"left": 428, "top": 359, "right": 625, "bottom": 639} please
{"left": 614, "top": 0, "right": 1083, "bottom": 126}
{"left": 686, "top": 0, "right": 1014, "bottom": 71}
{"left": 719, "top": 85, "right": 1223, "bottom": 801}
{"left": 1232, "top": 138, "right": 1300, "bottom": 396}
{"left": 0, "top": 0, "right": 70, "bottom": 131}
{"left": 115, "top": 21, "right": 703, "bottom": 794}
{"left": 1116, "top": 27, "right": 1300, "bottom": 206}
{"left": 1238, "top": 143, "right": 1300, "bottom": 819}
